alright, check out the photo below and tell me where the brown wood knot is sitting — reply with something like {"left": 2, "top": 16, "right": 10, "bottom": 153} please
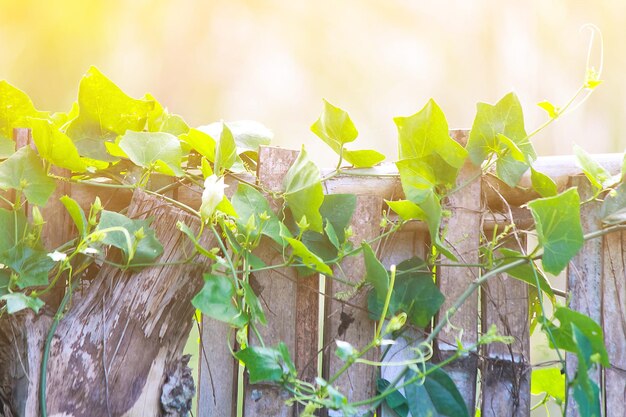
{"left": 161, "top": 355, "right": 196, "bottom": 417}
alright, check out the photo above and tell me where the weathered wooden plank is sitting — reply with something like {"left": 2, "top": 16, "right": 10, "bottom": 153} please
{"left": 434, "top": 129, "right": 480, "bottom": 413}
{"left": 324, "top": 195, "right": 382, "bottom": 416}
{"left": 243, "top": 147, "right": 299, "bottom": 417}
{"left": 378, "top": 228, "right": 429, "bottom": 417}
{"left": 566, "top": 176, "right": 602, "bottom": 417}
{"left": 602, "top": 231, "right": 626, "bottom": 417}
{"left": 481, "top": 238, "right": 530, "bottom": 417}
{"left": 197, "top": 318, "right": 236, "bottom": 417}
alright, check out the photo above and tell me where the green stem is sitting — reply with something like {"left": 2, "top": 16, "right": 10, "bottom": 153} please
{"left": 375, "top": 265, "right": 396, "bottom": 340}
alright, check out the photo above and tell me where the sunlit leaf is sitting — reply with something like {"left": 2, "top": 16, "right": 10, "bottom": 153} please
{"left": 232, "top": 183, "right": 288, "bottom": 246}
{"left": 574, "top": 145, "right": 615, "bottom": 190}
{"left": 119, "top": 131, "right": 183, "bottom": 177}
{"left": 0, "top": 147, "right": 55, "bottom": 206}
{"left": 179, "top": 128, "right": 216, "bottom": 162}
{"left": 192, "top": 273, "right": 247, "bottom": 327}
{"left": 284, "top": 237, "right": 332, "bottom": 275}
{"left": 530, "top": 168, "right": 558, "bottom": 198}
{"left": 29, "top": 118, "right": 87, "bottom": 172}
{"left": 0, "top": 81, "right": 47, "bottom": 140}
{"left": 214, "top": 123, "right": 237, "bottom": 175}
{"left": 537, "top": 101, "right": 559, "bottom": 119}
{"left": 531, "top": 367, "right": 565, "bottom": 402}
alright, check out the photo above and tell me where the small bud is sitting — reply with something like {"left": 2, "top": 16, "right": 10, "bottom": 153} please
{"left": 134, "top": 227, "right": 146, "bottom": 241}
{"left": 258, "top": 211, "right": 271, "bottom": 222}
{"left": 32, "top": 207, "right": 44, "bottom": 227}
{"left": 296, "top": 215, "right": 310, "bottom": 232}
{"left": 344, "top": 226, "right": 353, "bottom": 240}
{"left": 384, "top": 312, "right": 407, "bottom": 334}
{"left": 89, "top": 230, "right": 107, "bottom": 242}
{"left": 92, "top": 197, "right": 103, "bottom": 213}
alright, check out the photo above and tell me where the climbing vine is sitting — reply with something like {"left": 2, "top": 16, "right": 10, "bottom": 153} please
{"left": 0, "top": 26, "right": 617, "bottom": 417}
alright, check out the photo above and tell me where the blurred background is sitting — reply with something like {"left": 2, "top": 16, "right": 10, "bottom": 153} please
{"left": 1, "top": 1, "right": 619, "bottom": 414}
{"left": 1, "top": 0, "right": 625, "bottom": 166}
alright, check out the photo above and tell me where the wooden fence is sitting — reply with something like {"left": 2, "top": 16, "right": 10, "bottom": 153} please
{"left": 197, "top": 131, "right": 626, "bottom": 417}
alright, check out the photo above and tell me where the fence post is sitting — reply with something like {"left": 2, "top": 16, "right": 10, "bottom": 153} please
{"left": 481, "top": 234, "right": 531, "bottom": 417}
{"left": 566, "top": 176, "right": 603, "bottom": 416}
{"left": 242, "top": 147, "right": 300, "bottom": 417}
{"left": 434, "top": 129, "right": 480, "bottom": 414}
{"left": 601, "top": 225, "right": 626, "bottom": 417}
{"left": 323, "top": 194, "right": 382, "bottom": 416}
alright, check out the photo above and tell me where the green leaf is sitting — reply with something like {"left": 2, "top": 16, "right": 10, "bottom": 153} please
{"left": 311, "top": 99, "right": 358, "bottom": 150}
{"left": 0, "top": 147, "right": 55, "bottom": 206}
{"left": 377, "top": 379, "right": 409, "bottom": 417}
{"left": 0, "top": 137, "right": 15, "bottom": 159}
{"left": 0, "top": 269, "right": 9, "bottom": 297}
{"left": 343, "top": 149, "right": 385, "bottom": 168}
{"left": 0, "top": 81, "right": 47, "bottom": 140}
{"left": 235, "top": 342, "right": 295, "bottom": 384}
{"left": 60, "top": 196, "right": 88, "bottom": 238}
{"left": 405, "top": 364, "right": 469, "bottom": 417}
{"left": 66, "top": 67, "right": 154, "bottom": 161}
{"left": 199, "top": 120, "right": 273, "bottom": 153}
{"left": 545, "top": 306, "right": 609, "bottom": 367}
{"left": 214, "top": 123, "right": 237, "bottom": 175}
{"left": 177, "top": 221, "right": 217, "bottom": 260}
{"left": 0, "top": 208, "right": 27, "bottom": 253}
{"left": 96, "top": 210, "right": 163, "bottom": 266}
{"left": 386, "top": 200, "right": 425, "bottom": 221}
{"left": 145, "top": 94, "right": 189, "bottom": 136}
{"left": 496, "top": 248, "right": 554, "bottom": 297}
{"left": 29, "top": 118, "right": 87, "bottom": 172}
{"left": 319, "top": 194, "right": 356, "bottom": 243}
{"left": 2, "top": 244, "right": 55, "bottom": 289}
{"left": 530, "top": 367, "right": 565, "bottom": 401}
{"left": 528, "top": 188, "right": 584, "bottom": 275}
{"left": 284, "top": 237, "right": 332, "bottom": 275}
{"left": 574, "top": 145, "right": 615, "bottom": 190}
{"left": 231, "top": 183, "right": 287, "bottom": 246}
{"left": 467, "top": 92, "right": 535, "bottom": 186}
{"left": 192, "top": 273, "right": 247, "bottom": 327}
{"left": 368, "top": 257, "right": 443, "bottom": 328}
{"left": 600, "top": 182, "right": 626, "bottom": 225}
{"left": 241, "top": 280, "right": 266, "bottom": 325}
{"left": 394, "top": 99, "right": 467, "bottom": 169}
{"left": 363, "top": 242, "right": 389, "bottom": 303}
{"left": 537, "top": 101, "right": 559, "bottom": 119}
{"left": 531, "top": 168, "right": 558, "bottom": 198}
{"left": 570, "top": 324, "right": 602, "bottom": 417}
{"left": 324, "top": 221, "right": 340, "bottom": 250}
{"left": 283, "top": 146, "right": 324, "bottom": 233}
{"left": 119, "top": 131, "right": 183, "bottom": 177}
{"left": 179, "top": 128, "right": 216, "bottom": 162}
{"left": 0, "top": 292, "right": 44, "bottom": 314}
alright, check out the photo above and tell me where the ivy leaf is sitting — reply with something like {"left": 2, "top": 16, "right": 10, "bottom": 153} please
{"left": 467, "top": 92, "right": 535, "bottom": 186}
{"left": 96, "top": 210, "right": 163, "bottom": 266}
{"left": 574, "top": 145, "right": 615, "bottom": 190}
{"left": 528, "top": 188, "right": 584, "bottom": 275}
{"left": 145, "top": 94, "right": 189, "bottom": 136}
{"left": 362, "top": 242, "right": 389, "bottom": 304}
{"left": 214, "top": 123, "right": 238, "bottom": 175}
{"left": 570, "top": 324, "right": 602, "bottom": 417}
{"left": 235, "top": 342, "right": 296, "bottom": 384}
{"left": 0, "top": 208, "right": 27, "bottom": 253}
{"left": 310, "top": 100, "right": 384, "bottom": 167}
{"left": 242, "top": 281, "right": 266, "bottom": 325}
{"left": 319, "top": 194, "right": 356, "bottom": 244}
{"left": 0, "top": 81, "right": 47, "bottom": 140}
{"left": 544, "top": 306, "right": 609, "bottom": 367}
{"left": 531, "top": 367, "right": 565, "bottom": 402}
{"left": 405, "top": 364, "right": 469, "bottom": 417}
{"left": 66, "top": 67, "right": 154, "bottom": 161}
{"left": 394, "top": 99, "right": 467, "bottom": 169}
{"left": 119, "top": 131, "right": 183, "bottom": 177}
{"left": 231, "top": 183, "right": 288, "bottom": 246}
{"left": 199, "top": 120, "right": 273, "bottom": 153}
{"left": 496, "top": 248, "right": 554, "bottom": 297}
{"left": 368, "top": 257, "right": 443, "bottom": 328}
{"left": 531, "top": 168, "right": 558, "bottom": 198}
{"left": 342, "top": 149, "right": 385, "bottom": 168}
{"left": 599, "top": 182, "right": 626, "bottom": 225}
{"left": 2, "top": 244, "right": 55, "bottom": 289}
{"left": 60, "top": 196, "right": 88, "bottom": 238}
{"left": 179, "top": 128, "right": 216, "bottom": 162}
{"left": 0, "top": 292, "right": 44, "bottom": 314}
{"left": 284, "top": 237, "right": 332, "bottom": 275}
{"left": 282, "top": 146, "right": 324, "bottom": 233}
{"left": 192, "top": 273, "right": 247, "bottom": 327}
{"left": 537, "top": 101, "right": 559, "bottom": 119}
{"left": 377, "top": 379, "right": 409, "bottom": 417}
{"left": 0, "top": 147, "right": 55, "bottom": 206}
{"left": 386, "top": 200, "right": 425, "bottom": 221}
{"left": 28, "top": 118, "right": 87, "bottom": 172}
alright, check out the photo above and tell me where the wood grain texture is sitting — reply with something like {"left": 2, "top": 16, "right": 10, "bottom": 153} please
{"left": 378, "top": 228, "right": 429, "bottom": 417}
{"left": 602, "top": 231, "right": 626, "bottom": 417}
{"left": 243, "top": 147, "right": 299, "bottom": 417}
{"left": 434, "top": 129, "right": 480, "bottom": 413}
{"left": 324, "top": 195, "right": 382, "bottom": 417}
{"left": 566, "top": 176, "right": 602, "bottom": 417}
{"left": 481, "top": 238, "right": 530, "bottom": 417}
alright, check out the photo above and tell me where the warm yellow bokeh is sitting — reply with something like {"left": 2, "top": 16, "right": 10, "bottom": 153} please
{"left": 2, "top": 0, "right": 626, "bottom": 166}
